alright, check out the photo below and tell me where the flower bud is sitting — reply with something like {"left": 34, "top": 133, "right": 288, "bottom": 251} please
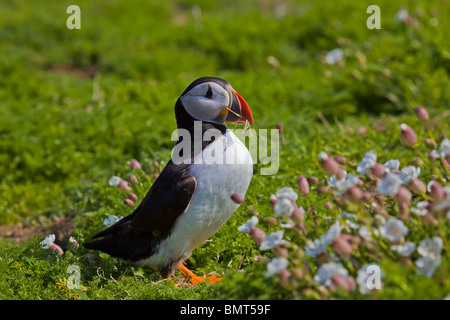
{"left": 307, "top": 176, "right": 319, "bottom": 185}
{"left": 50, "top": 243, "right": 64, "bottom": 256}
{"left": 409, "top": 178, "right": 426, "bottom": 194}
{"left": 415, "top": 107, "right": 429, "bottom": 122}
{"left": 400, "top": 123, "right": 417, "bottom": 147}
{"left": 398, "top": 202, "right": 409, "bottom": 220}
{"left": 318, "top": 152, "right": 339, "bottom": 176}
{"left": 298, "top": 176, "right": 310, "bottom": 195}
{"left": 334, "top": 156, "right": 347, "bottom": 164}
{"left": 264, "top": 217, "right": 278, "bottom": 225}
{"left": 430, "top": 182, "right": 444, "bottom": 201}
{"left": 276, "top": 123, "right": 283, "bottom": 133}
{"left": 332, "top": 234, "right": 353, "bottom": 257}
{"left": 274, "top": 245, "right": 289, "bottom": 258}
{"left": 331, "top": 274, "right": 355, "bottom": 292}
{"left": 118, "top": 180, "right": 132, "bottom": 191}
{"left": 230, "top": 193, "right": 244, "bottom": 204}
{"left": 423, "top": 138, "right": 436, "bottom": 148}
{"left": 346, "top": 186, "right": 363, "bottom": 202}
{"left": 128, "top": 193, "right": 138, "bottom": 202}
{"left": 69, "top": 237, "right": 79, "bottom": 250}
{"left": 395, "top": 186, "right": 411, "bottom": 204}
{"left": 442, "top": 158, "right": 450, "bottom": 172}
{"left": 270, "top": 196, "right": 279, "bottom": 208}
{"left": 152, "top": 161, "right": 160, "bottom": 168}
{"left": 371, "top": 163, "right": 385, "bottom": 179}
{"left": 336, "top": 167, "right": 345, "bottom": 180}
{"left": 292, "top": 268, "right": 304, "bottom": 279}
{"left": 291, "top": 207, "right": 304, "bottom": 224}
{"left": 123, "top": 198, "right": 134, "bottom": 207}
{"left": 324, "top": 202, "right": 333, "bottom": 210}
{"left": 249, "top": 226, "right": 266, "bottom": 245}
{"left": 278, "top": 269, "right": 294, "bottom": 289}
{"left": 129, "top": 174, "right": 138, "bottom": 184}
{"left": 420, "top": 212, "right": 438, "bottom": 227}
{"left": 130, "top": 159, "right": 142, "bottom": 170}
{"left": 317, "top": 186, "right": 331, "bottom": 194}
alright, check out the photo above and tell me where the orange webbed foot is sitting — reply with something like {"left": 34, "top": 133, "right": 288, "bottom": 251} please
{"left": 177, "top": 264, "right": 222, "bottom": 284}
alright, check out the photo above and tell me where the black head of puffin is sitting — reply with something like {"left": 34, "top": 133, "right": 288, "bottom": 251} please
{"left": 178, "top": 77, "right": 253, "bottom": 126}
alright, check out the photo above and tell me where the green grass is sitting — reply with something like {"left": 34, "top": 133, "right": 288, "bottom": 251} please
{"left": 0, "top": 0, "right": 449, "bottom": 300}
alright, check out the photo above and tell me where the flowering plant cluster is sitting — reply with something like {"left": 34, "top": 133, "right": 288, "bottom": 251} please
{"left": 236, "top": 106, "right": 449, "bottom": 298}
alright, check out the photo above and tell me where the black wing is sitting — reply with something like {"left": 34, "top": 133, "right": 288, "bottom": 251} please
{"left": 83, "top": 160, "right": 196, "bottom": 262}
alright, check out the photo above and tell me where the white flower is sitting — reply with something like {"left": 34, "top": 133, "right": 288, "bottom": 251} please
{"left": 237, "top": 216, "right": 258, "bottom": 233}
{"left": 340, "top": 212, "right": 359, "bottom": 231}
{"left": 377, "top": 173, "right": 402, "bottom": 196}
{"left": 357, "top": 151, "right": 377, "bottom": 175}
{"left": 266, "top": 257, "right": 288, "bottom": 277}
{"left": 399, "top": 166, "right": 421, "bottom": 184}
{"left": 40, "top": 234, "right": 56, "bottom": 249}
{"left": 325, "top": 48, "right": 344, "bottom": 65}
{"left": 416, "top": 256, "right": 441, "bottom": 277}
{"left": 259, "top": 231, "right": 286, "bottom": 251}
{"left": 383, "top": 159, "right": 400, "bottom": 173}
{"left": 417, "top": 237, "right": 443, "bottom": 258}
{"left": 391, "top": 242, "right": 416, "bottom": 256}
{"left": 379, "top": 217, "right": 408, "bottom": 243}
{"left": 411, "top": 201, "right": 429, "bottom": 216}
{"left": 274, "top": 197, "right": 295, "bottom": 217}
{"left": 104, "top": 215, "right": 120, "bottom": 226}
{"left": 275, "top": 187, "right": 298, "bottom": 201}
{"left": 439, "top": 138, "right": 450, "bottom": 158}
{"left": 305, "top": 239, "right": 327, "bottom": 257}
{"left": 304, "top": 221, "right": 342, "bottom": 256}
{"left": 321, "top": 221, "right": 342, "bottom": 246}
{"left": 108, "top": 176, "right": 122, "bottom": 186}
{"left": 357, "top": 263, "right": 381, "bottom": 295}
{"left": 395, "top": 8, "right": 409, "bottom": 23}
{"left": 358, "top": 226, "right": 372, "bottom": 240}
{"left": 314, "top": 262, "right": 348, "bottom": 287}
{"left": 329, "top": 171, "right": 359, "bottom": 195}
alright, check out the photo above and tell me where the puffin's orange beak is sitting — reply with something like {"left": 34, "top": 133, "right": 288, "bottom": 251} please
{"left": 226, "top": 90, "right": 253, "bottom": 125}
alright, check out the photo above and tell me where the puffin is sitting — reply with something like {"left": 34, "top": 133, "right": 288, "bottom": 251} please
{"left": 83, "top": 77, "right": 254, "bottom": 284}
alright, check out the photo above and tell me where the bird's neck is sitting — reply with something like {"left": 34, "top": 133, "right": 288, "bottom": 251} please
{"left": 174, "top": 98, "right": 228, "bottom": 161}
{"left": 174, "top": 98, "right": 227, "bottom": 136}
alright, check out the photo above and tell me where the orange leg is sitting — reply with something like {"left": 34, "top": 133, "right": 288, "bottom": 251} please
{"left": 177, "top": 264, "right": 222, "bottom": 284}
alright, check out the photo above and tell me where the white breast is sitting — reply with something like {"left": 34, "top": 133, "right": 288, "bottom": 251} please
{"left": 138, "top": 130, "right": 253, "bottom": 270}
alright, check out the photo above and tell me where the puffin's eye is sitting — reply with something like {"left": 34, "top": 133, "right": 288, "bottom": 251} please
{"left": 204, "top": 86, "right": 213, "bottom": 99}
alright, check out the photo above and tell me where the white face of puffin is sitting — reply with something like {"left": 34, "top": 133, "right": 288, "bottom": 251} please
{"left": 180, "top": 81, "right": 231, "bottom": 124}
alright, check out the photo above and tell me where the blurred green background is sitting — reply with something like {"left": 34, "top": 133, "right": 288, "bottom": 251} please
{"left": 0, "top": 0, "right": 449, "bottom": 225}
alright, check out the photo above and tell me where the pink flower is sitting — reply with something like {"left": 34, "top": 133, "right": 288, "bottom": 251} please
{"left": 400, "top": 123, "right": 417, "bottom": 147}
{"left": 415, "top": 107, "right": 429, "bottom": 122}
{"left": 130, "top": 159, "right": 142, "bottom": 170}
{"left": 409, "top": 178, "right": 426, "bottom": 194}
{"left": 298, "top": 176, "right": 310, "bottom": 195}
{"left": 128, "top": 193, "right": 138, "bottom": 202}
{"left": 395, "top": 186, "right": 411, "bottom": 204}
{"left": 318, "top": 152, "right": 340, "bottom": 176}
{"left": 249, "top": 227, "right": 266, "bottom": 245}
{"left": 231, "top": 193, "right": 244, "bottom": 204}
{"left": 118, "top": 180, "right": 132, "bottom": 191}
{"left": 123, "top": 198, "right": 135, "bottom": 206}
{"left": 129, "top": 174, "right": 138, "bottom": 184}
{"left": 40, "top": 234, "right": 64, "bottom": 256}
{"left": 69, "top": 236, "right": 79, "bottom": 250}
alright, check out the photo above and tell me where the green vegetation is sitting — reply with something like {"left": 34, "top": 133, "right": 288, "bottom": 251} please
{"left": 0, "top": 0, "right": 449, "bottom": 300}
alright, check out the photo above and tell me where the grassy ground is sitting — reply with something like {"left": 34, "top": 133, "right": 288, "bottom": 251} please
{"left": 0, "top": 0, "right": 449, "bottom": 299}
